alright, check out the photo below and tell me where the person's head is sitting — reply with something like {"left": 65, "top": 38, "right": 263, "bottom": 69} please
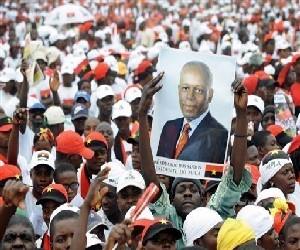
{"left": 0, "top": 68, "right": 17, "bottom": 95}
{"left": 183, "top": 207, "right": 223, "bottom": 249}
{"left": 74, "top": 90, "right": 91, "bottom": 110}
{"left": 0, "top": 116, "right": 13, "bottom": 150}
{"left": 251, "top": 131, "right": 280, "bottom": 160}
{"left": 259, "top": 150, "right": 295, "bottom": 196}
{"left": 0, "top": 164, "right": 22, "bottom": 197}
{"left": 261, "top": 105, "right": 275, "bottom": 130}
{"left": 247, "top": 140, "right": 261, "bottom": 166}
{"left": 30, "top": 150, "right": 55, "bottom": 197}
{"left": 71, "top": 104, "right": 88, "bottom": 136}
{"left": 29, "top": 102, "right": 46, "bottom": 130}
{"left": 56, "top": 130, "right": 94, "bottom": 171}
{"left": 124, "top": 86, "right": 142, "bottom": 121}
{"left": 96, "top": 85, "right": 114, "bottom": 117}
{"left": 127, "top": 135, "right": 141, "bottom": 172}
{"left": 247, "top": 95, "right": 264, "bottom": 132}
{"left": 171, "top": 178, "right": 202, "bottom": 219}
{"left": 33, "top": 127, "right": 55, "bottom": 152}
{"left": 44, "top": 106, "right": 65, "bottom": 138}
{"left": 54, "top": 163, "right": 78, "bottom": 202}
{"left": 267, "top": 125, "right": 292, "bottom": 149}
{"left": 288, "top": 135, "right": 300, "bottom": 181}
{"left": 249, "top": 53, "right": 265, "bottom": 73}
{"left": 264, "top": 36, "right": 275, "bottom": 55}
{"left": 84, "top": 117, "right": 100, "bottom": 138}
{"left": 236, "top": 205, "right": 279, "bottom": 250}
{"left": 142, "top": 219, "right": 182, "bottom": 250}
{"left": 61, "top": 64, "right": 75, "bottom": 87}
{"left": 117, "top": 170, "right": 146, "bottom": 217}
{"left": 50, "top": 209, "right": 79, "bottom": 250}
{"left": 282, "top": 216, "right": 300, "bottom": 250}
{"left": 77, "top": 80, "right": 91, "bottom": 95}
{"left": 94, "top": 63, "right": 112, "bottom": 85}
{"left": 37, "top": 184, "right": 68, "bottom": 227}
{"left": 217, "top": 218, "right": 256, "bottom": 250}
{"left": 96, "top": 122, "right": 114, "bottom": 149}
{"left": 133, "top": 60, "right": 156, "bottom": 87}
{"left": 85, "top": 132, "right": 108, "bottom": 176}
{"left": 1, "top": 215, "right": 35, "bottom": 250}
{"left": 178, "top": 61, "right": 213, "bottom": 122}
{"left": 112, "top": 100, "right": 132, "bottom": 135}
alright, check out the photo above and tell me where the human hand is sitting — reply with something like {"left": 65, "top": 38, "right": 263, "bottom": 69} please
{"left": 139, "top": 72, "right": 164, "bottom": 115}
{"left": 105, "top": 220, "right": 133, "bottom": 250}
{"left": 2, "top": 179, "right": 29, "bottom": 209}
{"left": 13, "top": 108, "right": 27, "bottom": 125}
{"left": 49, "top": 70, "right": 60, "bottom": 92}
{"left": 20, "top": 60, "right": 29, "bottom": 77}
{"left": 83, "top": 167, "right": 110, "bottom": 209}
{"left": 232, "top": 79, "right": 247, "bottom": 114}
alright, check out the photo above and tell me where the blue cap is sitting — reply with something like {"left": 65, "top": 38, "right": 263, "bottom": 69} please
{"left": 75, "top": 90, "right": 90, "bottom": 102}
{"left": 29, "top": 102, "right": 46, "bottom": 112}
{"left": 71, "top": 103, "right": 88, "bottom": 120}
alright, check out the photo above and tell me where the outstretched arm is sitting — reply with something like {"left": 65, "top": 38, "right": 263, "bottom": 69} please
{"left": 231, "top": 79, "right": 248, "bottom": 185}
{"left": 139, "top": 72, "right": 164, "bottom": 197}
{"left": 49, "top": 70, "right": 61, "bottom": 107}
{"left": 19, "top": 61, "right": 29, "bottom": 134}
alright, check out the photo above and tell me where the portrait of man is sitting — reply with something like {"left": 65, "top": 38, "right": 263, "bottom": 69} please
{"left": 156, "top": 61, "right": 228, "bottom": 164}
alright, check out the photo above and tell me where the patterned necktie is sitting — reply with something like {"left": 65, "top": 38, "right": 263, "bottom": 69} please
{"left": 175, "top": 123, "right": 190, "bottom": 159}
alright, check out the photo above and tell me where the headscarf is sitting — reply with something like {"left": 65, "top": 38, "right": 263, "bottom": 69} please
{"left": 183, "top": 207, "right": 223, "bottom": 246}
{"left": 236, "top": 205, "right": 273, "bottom": 240}
{"left": 257, "top": 150, "right": 292, "bottom": 193}
{"left": 217, "top": 218, "right": 255, "bottom": 250}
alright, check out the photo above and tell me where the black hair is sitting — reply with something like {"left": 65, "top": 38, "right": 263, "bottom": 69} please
{"left": 77, "top": 79, "right": 90, "bottom": 90}
{"left": 53, "top": 162, "right": 77, "bottom": 183}
{"left": 282, "top": 215, "right": 300, "bottom": 240}
{"left": 251, "top": 131, "right": 272, "bottom": 148}
{"left": 181, "top": 247, "right": 207, "bottom": 250}
{"left": 235, "top": 242, "right": 264, "bottom": 249}
{"left": 5, "top": 215, "right": 35, "bottom": 238}
{"left": 49, "top": 210, "right": 79, "bottom": 242}
{"left": 56, "top": 151, "right": 69, "bottom": 162}
{"left": 290, "top": 149, "right": 300, "bottom": 180}
{"left": 247, "top": 140, "right": 254, "bottom": 148}
{"left": 86, "top": 245, "right": 102, "bottom": 250}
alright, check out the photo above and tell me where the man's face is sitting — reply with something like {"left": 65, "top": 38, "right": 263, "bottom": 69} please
{"left": 261, "top": 112, "right": 275, "bottom": 130}
{"left": 31, "top": 165, "right": 54, "bottom": 195}
{"left": 246, "top": 145, "right": 260, "bottom": 166}
{"left": 29, "top": 110, "right": 45, "bottom": 126}
{"left": 117, "top": 186, "right": 143, "bottom": 216}
{"left": 98, "top": 95, "right": 114, "bottom": 116}
{"left": 42, "top": 200, "right": 60, "bottom": 227}
{"left": 0, "top": 130, "right": 11, "bottom": 148}
{"left": 172, "top": 182, "right": 202, "bottom": 218}
{"left": 97, "top": 122, "right": 114, "bottom": 149}
{"left": 86, "top": 146, "right": 108, "bottom": 175}
{"left": 83, "top": 119, "right": 100, "bottom": 138}
{"left": 144, "top": 232, "right": 177, "bottom": 250}
{"left": 55, "top": 171, "right": 78, "bottom": 202}
{"left": 101, "top": 184, "right": 119, "bottom": 217}
{"left": 131, "top": 143, "right": 141, "bottom": 172}
{"left": 114, "top": 116, "right": 130, "bottom": 134}
{"left": 2, "top": 224, "right": 35, "bottom": 250}
{"left": 130, "top": 98, "right": 141, "bottom": 120}
{"left": 247, "top": 106, "right": 262, "bottom": 131}
{"left": 178, "top": 67, "right": 213, "bottom": 122}
{"left": 72, "top": 117, "right": 87, "bottom": 135}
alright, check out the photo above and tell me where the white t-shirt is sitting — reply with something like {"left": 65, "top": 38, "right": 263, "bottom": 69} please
{"left": 57, "top": 83, "right": 78, "bottom": 107}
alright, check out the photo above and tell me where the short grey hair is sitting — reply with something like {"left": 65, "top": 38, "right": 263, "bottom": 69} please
{"left": 180, "top": 61, "right": 213, "bottom": 88}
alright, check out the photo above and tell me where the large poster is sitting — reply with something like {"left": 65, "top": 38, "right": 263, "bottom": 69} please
{"left": 151, "top": 47, "right": 236, "bottom": 180}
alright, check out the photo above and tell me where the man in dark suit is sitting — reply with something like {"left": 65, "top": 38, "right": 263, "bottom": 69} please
{"left": 157, "top": 61, "right": 228, "bottom": 163}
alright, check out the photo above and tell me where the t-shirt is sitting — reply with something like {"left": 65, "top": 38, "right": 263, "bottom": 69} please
{"left": 58, "top": 83, "right": 78, "bottom": 107}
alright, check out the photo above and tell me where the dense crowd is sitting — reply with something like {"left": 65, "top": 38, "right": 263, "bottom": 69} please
{"left": 2, "top": 0, "right": 300, "bottom": 249}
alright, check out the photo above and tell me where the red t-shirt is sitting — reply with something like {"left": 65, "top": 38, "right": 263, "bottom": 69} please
{"left": 291, "top": 82, "right": 300, "bottom": 106}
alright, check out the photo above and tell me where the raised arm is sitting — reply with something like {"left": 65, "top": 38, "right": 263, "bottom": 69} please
{"left": 19, "top": 61, "right": 29, "bottom": 134}
{"left": 70, "top": 167, "right": 109, "bottom": 250}
{"left": 231, "top": 79, "right": 248, "bottom": 185}
{"left": 49, "top": 70, "right": 62, "bottom": 107}
{"left": 7, "top": 108, "right": 27, "bottom": 166}
{"left": 139, "top": 72, "right": 164, "bottom": 190}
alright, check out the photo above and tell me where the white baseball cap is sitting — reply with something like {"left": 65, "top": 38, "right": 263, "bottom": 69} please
{"left": 117, "top": 170, "right": 146, "bottom": 193}
{"left": 101, "top": 162, "right": 126, "bottom": 188}
{"left": 96, "top": 85, "right": 114, "bottom": 100}
{"left": 124, "top": 86, "right": 142, "bottom": 103}
{"left": 31, "top": 150, "right": 55, "bottom": 170}
{"left": 44, "top": 106, "right": 65, "bottom": 125}
{"left": 61, "top": 63, "right": 74, "bottom": 75}
{"left": 247, "top": 95, "right": 264, "bottom": 114}
{"left": 0, "top": 68, "right": 15, "bottom": 82}
{"left": 112, "top": 100, "right": 132, "bottom": 120}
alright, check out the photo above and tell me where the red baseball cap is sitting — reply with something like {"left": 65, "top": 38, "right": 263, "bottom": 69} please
{"left": 0, "top": 116, "right": 13, "bottom": 132}
{"left": 134, "top": 60, "right": 156, "bottom": 76}
{"left": 242, "top": 75, "right": 259, "bottom": 95}
{"left": 85, "top": 131, "right": 108, "bottom": 150}
{"left": 0, "top": 164, "right": 21, "bottom": 182}
{"left": 263, "top": 33, "right": 274, "bottom": 43}
{"left": 56, "top": 130, "right": 94, "bottom": 159}
{"left": 267, "top": 124, "right": 284, "bottom": 137}
{"left": 37, "top": 183, "right": 68, "bottom": 205}
{"left": 245, "top": 164, "right": 260, "bottom": 185}
{"left": 288, "top": 135, "right": 300, "bottom": 155}
{"left": 94, "top": 62, "right": 109, "bottom": 81}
